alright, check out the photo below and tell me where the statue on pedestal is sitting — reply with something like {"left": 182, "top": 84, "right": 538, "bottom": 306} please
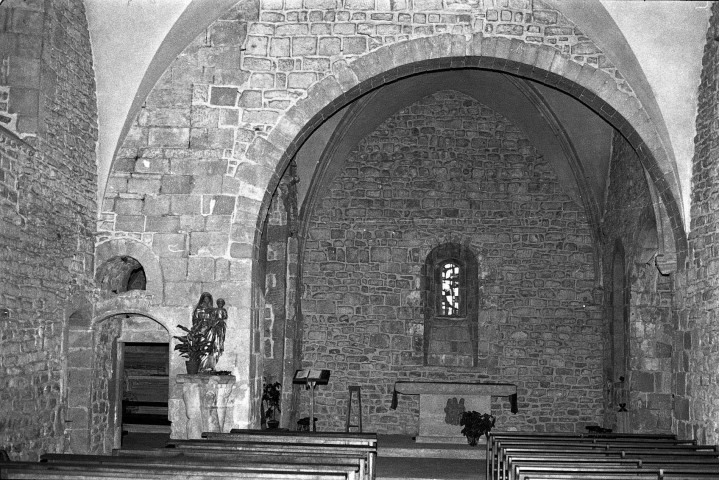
{"left": 190, "top": 292, "right": 227, "bottom": 372}
{"left": 204, "top": 298, "right": 227, "bottom": 371}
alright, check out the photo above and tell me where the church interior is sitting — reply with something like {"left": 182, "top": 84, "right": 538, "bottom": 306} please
{"left": 2, "top": 0, "right": 719, "bottom": 477}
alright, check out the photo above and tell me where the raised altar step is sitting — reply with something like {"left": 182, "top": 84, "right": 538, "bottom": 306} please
{"left": 378, "top": 434, "right": 486, "bottom": 460}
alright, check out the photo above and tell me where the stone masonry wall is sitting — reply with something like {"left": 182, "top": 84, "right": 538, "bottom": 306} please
{"left": 89, "top": 320, "right": 120, "bottom": 454}
{"left": 301, "top": 91, "right": 603, "bottom": 434}
{"left": 0, "top": 0, "right": 97, "bottom": 460}
{"left": 600, "top": 131, "right": 676, "bottom": 434}
{"left": 101, "top": 1, "right": 263, "bottom": 433}
{"left": 105, "top": 0, "right": 663, "bottom": 429}
{"left": 674, "top": 2, "right": 719, "bottom": 445}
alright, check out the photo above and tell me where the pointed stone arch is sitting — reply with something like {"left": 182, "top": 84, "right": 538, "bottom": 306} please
{"left": 246, "top": 35, "right": 687, "bottom": 272}
{"left": 239, "top": 36, "right": 689, "bottom": 428}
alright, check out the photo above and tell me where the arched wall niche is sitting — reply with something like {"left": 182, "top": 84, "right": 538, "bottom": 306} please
{"left": 422, "top": 242, "right": 481, "bottom": 368}
{"left": 66, "top": 294, "right": 93, "bottom": 329}
{"left": 95, "top": 239, "right": 163, "bottom": 304}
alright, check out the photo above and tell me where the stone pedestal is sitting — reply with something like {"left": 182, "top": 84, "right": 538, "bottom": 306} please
{"left": 394, "top": 381, "right": 517, "bottom": 444}
{"left": 175, "top": 374, "right": 235, "bottom": 439}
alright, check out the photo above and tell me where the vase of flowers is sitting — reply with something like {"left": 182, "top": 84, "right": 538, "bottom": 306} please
{"left": 460, "top": 411, "right": 496, "bottom": 446}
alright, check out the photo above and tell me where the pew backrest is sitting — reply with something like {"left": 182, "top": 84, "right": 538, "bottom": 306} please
{"left": 168, "top": 438, "right": 376, "bottom": 480}
{"left": 206, "top": 431, "right": 377, "bottom": 447}
{"left": 0, "top": 461, "right": 354, "bottom": 480}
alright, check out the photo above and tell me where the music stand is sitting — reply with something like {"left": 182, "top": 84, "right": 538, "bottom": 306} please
{"left": 293, "top": 369, "right": 330, "bottom": 432}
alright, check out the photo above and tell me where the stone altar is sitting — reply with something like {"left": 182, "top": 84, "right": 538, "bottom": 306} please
{"left": 392, "top": 381, "right": 517, "bottom": 444}
{"left": 175, "top": 374, "right": 235, "bottom": 439}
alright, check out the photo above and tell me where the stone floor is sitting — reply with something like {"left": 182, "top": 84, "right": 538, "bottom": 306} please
{"left": 121, "top": 432, "right": 487, "bottom": 479}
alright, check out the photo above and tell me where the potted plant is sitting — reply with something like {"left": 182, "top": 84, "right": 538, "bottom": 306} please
{"left": 459, "top": 411, "right": 496, "bottom": 446}
{"left": 262, "top": 380, "right": 282, "bottom": 429}
{"left": 173, "top": 323, "right": 212, "bottom": 374}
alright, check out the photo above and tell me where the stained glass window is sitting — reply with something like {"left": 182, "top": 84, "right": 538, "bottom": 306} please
{"left": 440, "top": 261, "right": 460, "bottom": 316}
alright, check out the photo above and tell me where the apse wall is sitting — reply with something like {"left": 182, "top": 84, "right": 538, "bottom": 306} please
{"left": 0, "top": 0, "right": 98, "bottom": 460}
{"left": 301, "top": 90, "right": 604, "bottom": 434}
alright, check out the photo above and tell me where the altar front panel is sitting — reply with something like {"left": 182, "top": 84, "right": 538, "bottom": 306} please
{"left": 417, "top": 393, "right": 491, "bottom": 444}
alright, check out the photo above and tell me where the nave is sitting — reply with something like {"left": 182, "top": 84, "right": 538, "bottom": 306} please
{"left": 3, "top": 429, "right": 719, "bottom": 479}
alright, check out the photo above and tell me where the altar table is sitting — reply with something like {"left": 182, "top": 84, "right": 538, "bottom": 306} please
{"left": 392, "top": 381, "right": 517, "bottom": 444}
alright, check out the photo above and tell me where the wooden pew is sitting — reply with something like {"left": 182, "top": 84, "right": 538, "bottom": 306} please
{"left": 487, "top": 433, "right": 716, "bottom": 478}
{"left": 185, "top": 431, "right": 376, "bottom": 480}
{"left": 517, "top": 466, "right": 719, "bottom": 480}
{"left": 507, "top": 453, "right": 719, "bottom": 480}
{"left": 500, "top": 447, "right": 719, "bottom": 480}
{"left": 517, "top": 473, "right": 659, "bottom": 480}
{"left": 496, "top": 441, "right": 718, "bottom": 478}
{"left": 169, "top": 438, "right": 375, "bottom": 480}
{"left": 225, "top": 429, "right": 377, "bottom": 445}
{"left": 487, "top": 432, "right": 680, "bottom": 479}
{"left": 112, "top": 447, "right": 364, "bottom": 465}
{"left": 39, "top": 453, "right": 361, "bottom": 480}
{"left": 487, "top": 432, "right": 719, "bottom": 480}
{"left": 44, "top": 452, "right": 362, "bottom": 469}
{"left": 0, "top": 460, "right": 355, "bottom": 479}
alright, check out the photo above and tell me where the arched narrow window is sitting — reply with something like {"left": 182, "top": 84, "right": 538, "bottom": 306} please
{"left": 439, "top": 261, "right": 462, "bottom": 317}
{"left": 423, "top": 243, "right": 479, "bottom": 367}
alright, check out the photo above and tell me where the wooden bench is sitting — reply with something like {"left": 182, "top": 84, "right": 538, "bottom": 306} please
{"left": 500, "top": 447, "right": 719, "bottom": 480}
{"left": 487, "top": 432, "right": 682, "bottom": 479}
{"left": 489, "top": 434, "right": 696, "bottom": 472}
{"left": 507, "top": 453, "right": 719, "bottom": 480}
{"left": 516, "top": 473, "right": 659, "bottom": 480}
{"left": 0, "top": 461, "right": 355, "bottom": 479}
{"left": 518, "top": 466, "right": 719, "bottom": 480}
{"left": 169, "top": 438, "right": 376, "bottom": 480}
{"left": 487, "top": 432, "right": 719, "bottom": 480}
{"left": 223, "top": 429, "right": 377, "bottom": 446}
{"left": 189, "top": 431, "right": 376, "bottom": 480}
{"left": 39, "top": 452, "right": 361, "bottom": 480}
{"left": 513, "top": 462, "right": 719, "bottom": 480}
{"left": 44, "top": 452, "right": 362, "bottom": 468}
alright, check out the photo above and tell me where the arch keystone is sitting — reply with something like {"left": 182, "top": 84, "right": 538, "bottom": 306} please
{"left": 406, "top": 37, "right": 431, "bottom": 65}
{"left": 448, "top": 33, "right": 468, "bottom": 57}
{"left": 519, "top": 42, "right": 540, "bottom": 67}
{"left": 507, "top": 38, "right": 528, "bottom": 64}
{"left": 493, "top": 36, "right": 513, "bottom": 60}
{"left": 468, "top": 32, "right": 484, "bottom": 56}
{"left": 479, "top": 36, "right": 499, "bottom": 59}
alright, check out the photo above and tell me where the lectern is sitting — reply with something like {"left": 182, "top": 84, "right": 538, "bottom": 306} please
{"left": 293, "top": 369, "right": 330, "bottom": 432}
